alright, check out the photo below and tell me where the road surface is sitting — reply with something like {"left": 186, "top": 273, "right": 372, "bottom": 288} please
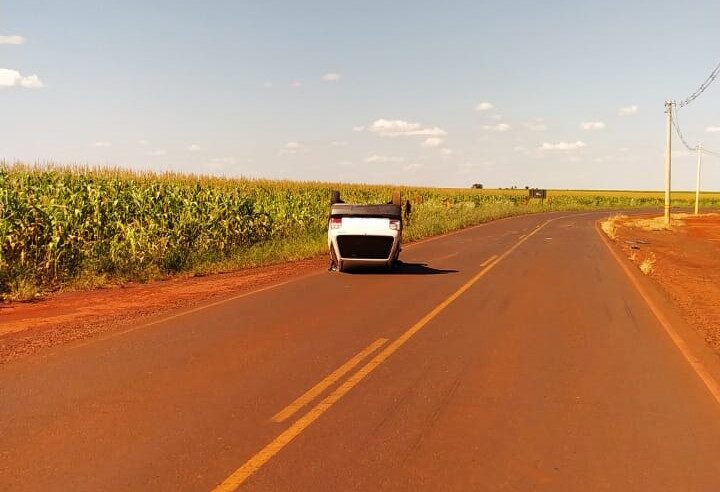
{"left": 2, "top": 211, "right": 720, "bottom": 491}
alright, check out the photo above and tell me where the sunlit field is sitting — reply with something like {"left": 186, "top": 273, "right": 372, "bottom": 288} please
{"left": 2, "top": 163, "right": 718, "bottom": 300}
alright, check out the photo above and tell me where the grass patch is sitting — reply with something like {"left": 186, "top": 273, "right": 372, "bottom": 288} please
{"left": 191, "top": 234, "right": 328, "bottom": 274}
{"left": 624, "top": 213, "right": 694, "bottom": 232}
{"left": 600, "top": 214, "right": 628, "bottom": 240}
{"left": 3, "top": 277, "right": 41, "bottom": 302}
{"left": 639, "top": 253, "right": 656, "bottom": 275}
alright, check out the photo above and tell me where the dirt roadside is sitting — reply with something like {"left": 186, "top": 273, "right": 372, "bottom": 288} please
{"left": 0, "top": 257, "right": 326, "bottom": 364}
{"left": 604, "top": 213, "right": 720, "bottom": 355}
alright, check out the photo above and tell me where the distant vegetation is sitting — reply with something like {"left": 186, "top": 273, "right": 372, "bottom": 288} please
{"left": 2, "top": 163, "right": 720, "bottom": 300}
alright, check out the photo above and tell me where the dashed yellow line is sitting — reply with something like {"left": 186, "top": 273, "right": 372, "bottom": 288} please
{"left": 272, "top": 338, "right": 388, "bottom": 423}
{"left": 212, "top": 219, "right": 554, "bottom": 491}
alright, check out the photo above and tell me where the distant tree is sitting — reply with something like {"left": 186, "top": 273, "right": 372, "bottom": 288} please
{"left": 525, "top": 185, "right": 529, "bottom": 190}
{"left": 471, "top": 183, "right": 483, "bottom": 189}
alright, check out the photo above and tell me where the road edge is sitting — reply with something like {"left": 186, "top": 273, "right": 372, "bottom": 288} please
{"left": 594, "top": 219, "right": 720, "bottom": 408}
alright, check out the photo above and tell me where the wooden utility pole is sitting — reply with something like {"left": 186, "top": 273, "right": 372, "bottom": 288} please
{"left": 695, "top": 142, "right": 703, "bottom": 215}
{"left": 664, "top": 101, "right": 673, "bottom": 225}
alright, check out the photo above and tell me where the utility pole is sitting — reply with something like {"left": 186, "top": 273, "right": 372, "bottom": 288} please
{"left": 664, "top": 101, "right": 673, "bottom": 225}
{"left": 695, "top": 142, "right": 703, "bottom": 215}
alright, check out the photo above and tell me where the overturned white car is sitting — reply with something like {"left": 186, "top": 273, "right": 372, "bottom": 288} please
{"left": 328, "top": 191, "right": 404, "bottom": 272}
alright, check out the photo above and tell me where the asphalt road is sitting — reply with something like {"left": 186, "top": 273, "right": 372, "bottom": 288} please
{"left": 2, "top": 211, "right": 720, "bottom": 491}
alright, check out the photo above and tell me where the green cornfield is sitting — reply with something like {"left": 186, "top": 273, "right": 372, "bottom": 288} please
{"left": 2, "top": 163, "right": 719, "bottom": 299}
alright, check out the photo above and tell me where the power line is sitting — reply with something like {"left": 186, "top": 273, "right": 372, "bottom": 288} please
{"left": 702, "top": 147, "right": 720, "bottom": 158}
{"left": 671, "top": 105, "right": 697, "bottom": 151}
{"left": 665, "top": 60, "right": 720, "bottom": 223}
{"left": 672, "top": 105, "right": 720, "bottom": 157}
{"left": 677, "top": 60, "right": 720, "bottom": 108}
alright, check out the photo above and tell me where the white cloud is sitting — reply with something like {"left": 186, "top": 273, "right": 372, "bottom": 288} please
{"left": 187, "top": 144, "right": 201, "bottom": 152}
{"left": 0, "top": 35, "right": 25, "bottom": 45}
{"left": 0, "top": 68, "right": 44, "bottom": 88}
{"left": 292, "top": 80, "right": 302, "bottom": 88}
{"left": 706, "top": 126, "right": 720, "bottom": 133}
{"left": 321, "top": 72, "right": 341, "bottom": 82}
{"left": 524, "top": 119, "right": 547, "bottom": 131}
{"left": 403, "top": 163, "right": 422, "bottom": 171}
{"left": 475, "top": 102, "right": 494, "bottom": 111}
{"left": 439, "top": 148, "right": 454, "bottom": 160}
{"left": 93, "top": 141, "right": 112, "bottom": 148}
{"left": 279, "top": 141, "right": 309, "bottom": 155}
{"left": 137, "top": 139, "right": 149, "bottom": 146}
{"left": 580, "top": 121, "right": 606, "bottom": 130}
{"left": 330, "top": 140, "right": 348, "bottom": 147}
{"left": 539, "top": 141, "right": 587, "bottom": 151}
{"left": 422, "top": 137, "right": 445, "bottom": 148}
{"left": 481, "top": 123, "right": 511, "bottom": 132}
{"left": 263, "top": 81, "right": 272, "bottom": 88}
{"left": 619, "top": 105, "right": 638, "bottom": 115}
{"left": 205, "top": 156, "right": 236, "bottom": 170}
{"left": 368, "top": 119, "right": 447, "bottom": 137}
{"left": 365, "top": 154, "right": 405, "bottom": 163}
{"left": 352, "top": 125, "right": 365, "bottom": 132}
{"left": 149, "top": 149, "right": 167, "bottom": 156}
{"left": 490, "top": 114, "right": 503, "bottom": 121}
{"left": 458, "top": 160, "right": 495, "bottom": 173}
{"left": 19, "top": 75, "right": 43, "bottom": 88}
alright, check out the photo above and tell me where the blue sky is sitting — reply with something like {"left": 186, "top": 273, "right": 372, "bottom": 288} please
{"left": 2, "top": 0, "right": 720, "bottom": 189}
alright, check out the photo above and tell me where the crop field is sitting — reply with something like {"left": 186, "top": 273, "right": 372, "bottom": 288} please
{"left": 2, "top": 163, "right": 720, "bottom": 300}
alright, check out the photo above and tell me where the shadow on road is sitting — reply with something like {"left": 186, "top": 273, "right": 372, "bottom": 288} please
{"left": 344, "top": 261, "right": 458, "bottom": 275}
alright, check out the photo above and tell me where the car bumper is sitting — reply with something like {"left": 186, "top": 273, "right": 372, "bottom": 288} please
{"left": 329, "top": 234, "right": 400, "bottom": 265}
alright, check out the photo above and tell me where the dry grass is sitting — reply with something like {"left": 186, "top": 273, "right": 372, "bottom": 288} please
{"left": 625, "top": 213, "right": 692, "bottom": 231}
{"left": 3, "top": 277, "right": 41, "bottom": 302}
{"left": 639, "top": 253, "right": 656, "bottom": 275}
{"left": 600, "top": 214, "right": 628, "bottom": 240}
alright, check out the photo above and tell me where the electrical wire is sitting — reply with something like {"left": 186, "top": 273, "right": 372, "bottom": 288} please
{"left": 677, "top": 60, "right": 720, "bottom": 108}
{"left": 671, "top": 104, "right": 720, "bottom": 158}
{"left": 671, "top": 105, "right": 698, "bottom": 152}
{"left": 669, "top": 59, "right": 720, "bottom": 158}
{"left": 702, "top": 147, "right": 720, "bottom": 157}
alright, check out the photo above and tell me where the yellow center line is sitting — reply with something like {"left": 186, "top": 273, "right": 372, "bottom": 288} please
{"left": 273, "top": 338, "right": 389, "bottom": 423}
{"left": 212, "top": 219, "right": 555, "bottom": 491}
